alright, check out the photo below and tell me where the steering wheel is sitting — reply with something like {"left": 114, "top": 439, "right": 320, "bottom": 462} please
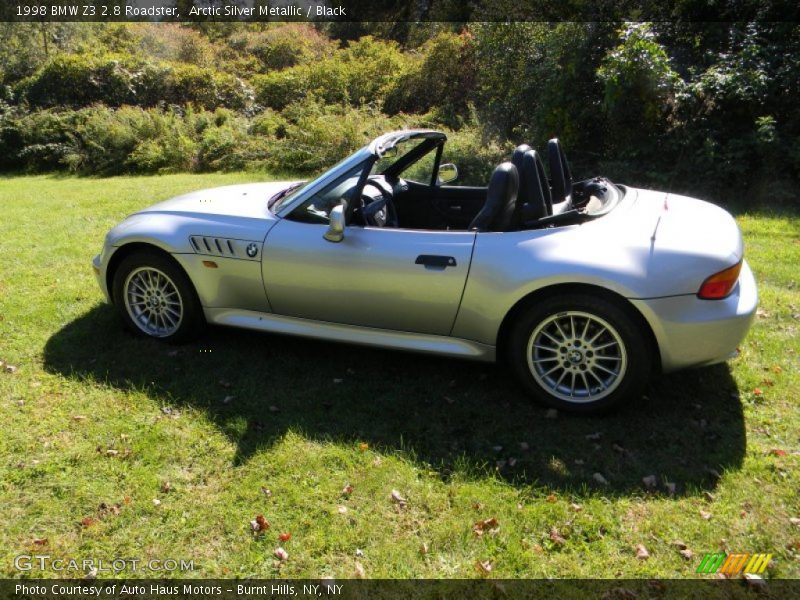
{"left": 360, "top": 179, "right": 398, "bottom": 227}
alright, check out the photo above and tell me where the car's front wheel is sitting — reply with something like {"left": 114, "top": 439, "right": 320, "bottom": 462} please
{"left": 508, "top": 293, "right": 651, "bottom": 414}
{"left": 112, "top": 250, "right": 204, "bottom": 343}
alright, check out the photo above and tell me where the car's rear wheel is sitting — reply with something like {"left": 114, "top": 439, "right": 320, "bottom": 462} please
{"left": 112, "top": 250, "right": 204, "bottom": 343}
{"left": 508, "top": 293, "right": 651, "bottom": 414}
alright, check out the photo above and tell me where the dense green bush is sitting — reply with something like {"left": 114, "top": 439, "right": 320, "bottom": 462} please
{"left": 253, "top": 36, "right": 406, "bottom": 110}
{"left": 225, "top": 24, "right": 336, "bottom": 74}
{"left": 263, "top": 97, "right": 396, "bottom": 172}
{"left": 383, "top": 32, "right": 475, "bottom": 127}
{"left": 16, "top": 54, "right": 253, "bottom": 111}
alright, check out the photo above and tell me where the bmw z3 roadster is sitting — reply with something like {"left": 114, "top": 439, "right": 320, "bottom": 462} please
{"left": 93, "top": 130, "right": 757, "bottom": 413}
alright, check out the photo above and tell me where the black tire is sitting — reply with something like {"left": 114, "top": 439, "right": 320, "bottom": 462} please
{"left": 111, "top": 249, "right": 205, "bottom": 343}
{"left": 507, "top": 293, "right": 651, "bottom": 414}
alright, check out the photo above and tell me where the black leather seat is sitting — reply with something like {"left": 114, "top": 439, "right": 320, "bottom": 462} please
{"left": 517, "top": 149, "right": 552, "bottom": 223}
{"left": 468, "top": 162, "right": 519, "bottom": 232}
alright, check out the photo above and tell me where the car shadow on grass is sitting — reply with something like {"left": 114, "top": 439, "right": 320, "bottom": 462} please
{"left": 43, "top": 304, "right": 746, "bottom": 497}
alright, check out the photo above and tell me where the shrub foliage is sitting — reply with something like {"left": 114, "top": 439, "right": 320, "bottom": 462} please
{"left": 0, "top": 21, "right": 797, "bottom": 200}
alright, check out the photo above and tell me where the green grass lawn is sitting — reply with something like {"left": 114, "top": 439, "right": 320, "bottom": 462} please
{"left": 0, "top": 173, "right": 798, "bottom": 579}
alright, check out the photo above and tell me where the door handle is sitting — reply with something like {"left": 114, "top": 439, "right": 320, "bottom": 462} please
{"left": 415, "top": 255, "right": 457, "bottom": 268}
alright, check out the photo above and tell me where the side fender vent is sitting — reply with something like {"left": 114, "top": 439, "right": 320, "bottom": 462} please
{"left": 189, "top": 236, "right": 260, "bottom": 261}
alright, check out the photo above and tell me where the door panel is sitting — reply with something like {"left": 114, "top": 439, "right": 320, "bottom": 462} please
{"left": 397, "top": 181, "right": 488, "bottom": 230}
{"left": 262, "top": 219, "right": 475, "bottom": 335}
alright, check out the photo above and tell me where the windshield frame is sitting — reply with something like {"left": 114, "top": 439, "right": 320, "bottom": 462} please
{"left": 273, "top": 130, "right": 446, "bottom": 218}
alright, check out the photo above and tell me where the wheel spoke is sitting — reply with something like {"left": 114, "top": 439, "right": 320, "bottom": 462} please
{"left": 541, "top": 364, "right": 561, "bottom": 378}
{"left": 553, "top": 369, "right": 568, "bottom": 390}
{"left": 587, "top": 326, "right": 606, "bottom": 344}
{"left": 569, "top": 372, "right": 576, "bottom": 397}
{"left": 593, "top": 341, "right": 618, "bottom": 352}
{"left": 553, "top": 320, "right": 568, "bottom": 341}
{"left": 595, "top": 364, "right": 619, "bottom": 377}
{"left": 533, "top": 356, "right": 559, "bottom": 363}
{"left": 534, "top": 344, "right": 558, "bottom": 352}
{"left": 581, "top": 318, "right": 590, "bottom": 340}
{"left": 579, "top": 372, "right": 591, "bottom": 396}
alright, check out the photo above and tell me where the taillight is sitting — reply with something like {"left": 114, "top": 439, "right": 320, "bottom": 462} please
{"left": 697, "top": 261, "right": 742, "bottom": 300}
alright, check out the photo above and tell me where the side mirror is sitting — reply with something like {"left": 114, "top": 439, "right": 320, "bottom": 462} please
{"left": 437, "top": 163, "right": 458, "bottom": 185}
{"left": 323, "top": 204, "right": 345, "bottom": 243}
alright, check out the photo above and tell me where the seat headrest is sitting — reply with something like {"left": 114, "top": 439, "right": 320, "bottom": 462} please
{"left": 511, "top": 144, "right": 532, "bottom": 173}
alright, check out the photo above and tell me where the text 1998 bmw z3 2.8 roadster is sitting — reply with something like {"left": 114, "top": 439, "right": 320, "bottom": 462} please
{"left": 93, "top": 130, "right": 757, "bottom": 413}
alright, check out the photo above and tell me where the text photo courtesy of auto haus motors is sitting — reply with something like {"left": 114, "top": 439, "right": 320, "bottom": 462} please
{"left": 2, "top": 0, "right": 799, "bottom": 594}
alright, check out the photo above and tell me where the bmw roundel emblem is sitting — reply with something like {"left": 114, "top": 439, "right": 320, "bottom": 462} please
{"left": 246, "top": 243, "right": 258, "bottom": 258}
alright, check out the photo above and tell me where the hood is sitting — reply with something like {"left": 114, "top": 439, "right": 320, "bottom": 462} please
{"left": 137, "top": 182, "right": 297, "bottom": 220}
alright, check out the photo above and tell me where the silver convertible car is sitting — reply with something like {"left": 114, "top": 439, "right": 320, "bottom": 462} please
{"left": 93, "top": 130, "right": 757, "bottom": 413}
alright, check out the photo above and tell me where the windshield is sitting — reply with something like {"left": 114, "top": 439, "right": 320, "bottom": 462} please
{"left": 269, "top": 149, "right": 369, "bottom": 212}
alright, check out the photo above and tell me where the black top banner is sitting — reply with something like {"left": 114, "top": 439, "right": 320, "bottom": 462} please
{"left": 2, "top": 0, "right": 800, "bottom": 23}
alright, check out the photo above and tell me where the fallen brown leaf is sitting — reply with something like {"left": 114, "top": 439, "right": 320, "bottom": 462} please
{"left": 274, "top": 547, "right": 288, "bottom": 561}
{"left": 546, "top": 494, "right": 557, "bottom": 503}
{"left": 700, "top": 510, "right": 712, "bottom": 520}
{"left": 635, "top": 544, "right": 650, "bottom": 560}
{"left": 279, "top": 532, "right": 291, "bottom": 542}
{"left": 72, "top": 415, "right": 87, "bottom": 422}
{"left": 549, "top": 527, "right": 566, "bottom": 546}
{"left": 670, "top": 540, "right": 687, "bottom": 550}
{"left": 474, "top": 559, "right": 492, "bottom": 576}
{"left": 770, "top": 449, "right": 787, "bottom": 457}
{"left": 342, "top": 484, "right": 353, "bottom": 496}
{"left": 80, "top": 517, "right": 97, "bottom": 528}
{"left": 680, "top": 548, "right": 694, "bottom": 560}
{"left": 390, "top": 489, "right": 407, "bottom": 507}
{"left": 419, "top": 542, "right": 429, "bottom": 555}
{"left": 354, "top": 562, "right": 365, "bottom": 578}
{"left": 32, "top": 538, "right": 48, "bottom": 546}
{"left": 473, "top": 517, "right": 500, "bottom": 536}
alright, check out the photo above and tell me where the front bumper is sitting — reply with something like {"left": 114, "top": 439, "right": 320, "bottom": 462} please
{"left": 92, "top": 253, "right": 111, "bottom": 303}
{"left": 631, "top": 259, "right": 758, "bottom": 372}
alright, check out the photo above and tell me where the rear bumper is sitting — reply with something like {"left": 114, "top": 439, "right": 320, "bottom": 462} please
{"left": 631, "top": 260, "right": 757, "bottom": 372}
